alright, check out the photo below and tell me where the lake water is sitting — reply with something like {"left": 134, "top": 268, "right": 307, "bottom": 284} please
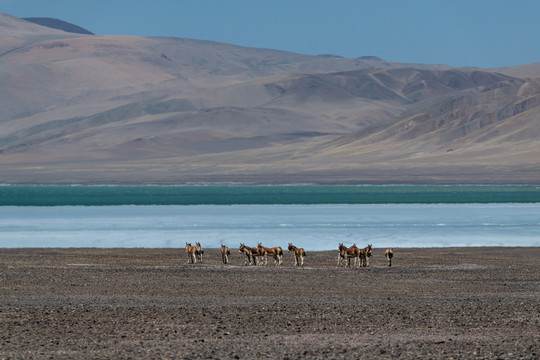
{"left": 2, "top": 184, "right": 540, "bottom": 206}
{"left": 1, "top": 185, "right": 539, "bottom": 249}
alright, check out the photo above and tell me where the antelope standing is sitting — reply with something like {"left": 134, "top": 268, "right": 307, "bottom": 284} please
{"left": 385, "top": 248, "right": 393, "bottom": 266}
{"left": 239, "top": 244, "right": 262, "bottom": 265}
{"left": 288, "top": 243, "right": 306, "bottom": 267}
{"left": 337, "top": 243, "right": 346, "bottom": 266}
{"left": 221, "top": 244, "right": 231, "bottom": 264}
{"left": 341, "top": 243, "right": 361, "bottom": 267}
{"left": 359, "top": 244, "right": 373, "bottom": 267}
{"left": 185, "top": 242, "right": 197, "bottom": 264}
{"left": 195, "top": 242, "right": 204, "bottom": 263}
{"left": 257, "top": 243, "right": 283, "bottom": 265}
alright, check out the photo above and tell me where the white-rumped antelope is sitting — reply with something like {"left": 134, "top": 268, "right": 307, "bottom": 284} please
{"left": 221, "top": 244, "right": 230, "bottom": 264}
{"left": 288, "top": 243, "right": 306, "bottom": 267}
{"left": 186, "top": 242, "right": 197, "bottom": 264}
{"left": 385, "top": 248, "right": 393, "bottom": 266}
{"left": 257, "top": 243, "right": 283, "bottom": 265}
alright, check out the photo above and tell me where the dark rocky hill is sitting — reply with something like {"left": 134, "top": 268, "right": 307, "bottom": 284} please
{"left": 23, "top": 17, "right": 94, "bottom": 35}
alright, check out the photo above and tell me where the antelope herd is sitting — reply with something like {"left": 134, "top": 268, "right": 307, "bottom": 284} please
{"left": 337, "top": 243, "right": 373, "bottom": 268}
{"left": 186, "top": 242, "right": 394, "bottom": 267}
{"left": 185, "top": 242, "right": 204, "bottom": 264}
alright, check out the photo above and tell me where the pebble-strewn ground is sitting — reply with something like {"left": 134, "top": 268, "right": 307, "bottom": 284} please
{"left": 1, "top": 247, "right": 539, "bottom": 359}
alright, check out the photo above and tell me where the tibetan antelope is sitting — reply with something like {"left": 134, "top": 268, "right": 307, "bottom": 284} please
{"left": 185, "top": 242, "right": 197, "bottom": 264}
{"left": 385, "top": 248, "right": 393, "bottom": 266}
{"left": 239, "top": 243, "right": 253, "bottom": 265}
{"left": 221, "top": 244, "right": 231, "bottom": 264}
{"left": 257, "top": 243, "right": 283, "bottom": 265}
{"left": 288, "top": 243, "right": 306, "bottom": 267}
{"left": 359, "top": 244, "right": 373, "bottom": 267}
{"left": 252, "top": 244, "right": 266, "bottom": 265}
{"left": 340, "top": 243, "right": 361, "bottom": 267}
{"left": 239, "top": 244, "right": 262, "bottom": 265}
{"left": 337, "top": 243, "right": 346, "bottom": 266}
{"left": 195, "top": 242, "right": 204, "bottom": 263}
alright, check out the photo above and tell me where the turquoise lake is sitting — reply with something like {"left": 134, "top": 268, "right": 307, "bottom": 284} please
{"left": 1, "top": 185, "right": 540, "bottom": 206}
{"left": 1, "top": 185, "right": 539, "bottom": 249}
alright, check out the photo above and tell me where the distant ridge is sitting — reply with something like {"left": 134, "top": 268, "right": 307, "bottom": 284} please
{"left": 358, "top": 56, "right": 382, "bottom": 61}
{"left": 1, "top": 11, "right": 540, "bottom": 185}
{"left": 317, "top": 54, "right": 345, "bottom": 59}
{"left": 23, "top": 17, "right": 94, "bottom": 35}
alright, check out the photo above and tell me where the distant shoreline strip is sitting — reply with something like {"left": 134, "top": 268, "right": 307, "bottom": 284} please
{"left": 1, "top": 185, "right": 539, "bottom": 206}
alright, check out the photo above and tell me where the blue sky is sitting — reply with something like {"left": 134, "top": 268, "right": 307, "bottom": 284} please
{"left": 1, "top": 0, "right": 538, "bottom": 68}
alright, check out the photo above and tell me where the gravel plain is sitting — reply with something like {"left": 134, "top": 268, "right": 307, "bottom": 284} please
{"left": 1, "top": 247, "right": 539, "bottom": 359}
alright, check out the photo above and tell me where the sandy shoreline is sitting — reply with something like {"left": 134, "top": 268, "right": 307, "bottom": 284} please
{"left": 1, "top": 247, "right": 539, "bottom": 359}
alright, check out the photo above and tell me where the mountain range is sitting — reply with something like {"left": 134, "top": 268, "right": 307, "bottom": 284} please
{"left": 1, "top": 12, "right": 539, "bottom": 184}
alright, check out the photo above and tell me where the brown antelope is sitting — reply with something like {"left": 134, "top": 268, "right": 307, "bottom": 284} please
{"left": 239, "top": 243, "right": 252, "bottom": 265}
{"left": 288, "top": 243, "right": 306, "bottom": 267}
{"left": 253, "top": 244, "right": 266, "bottom": 265}
{"left": 195, "top": 242, "right": 204, "bottom": 263}
{"left": 221, "top": 244, "right": 231, "bottom": 264}
{"left": 337, "top": 243, "right": 346, "bottom": 266}
{"left": 385, "top": 248, "right": 393, "bottom": 266}
{"left": 257, "top": 243, "right": 283, "bottom": 265}
{"left": 359, "top": 244, "right": 373, "bottom": 267}
{"left": 185, "top": 242, "right": 197, "bottom": 264}
{"left": 341, "top": 243, "right": 360, "bottom": 268}
{"left": 239, "top": 243, "right": 262, "bottom": 265}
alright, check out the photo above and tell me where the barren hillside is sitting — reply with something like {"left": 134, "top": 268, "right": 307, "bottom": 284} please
{"left": 1, "top": 12, "right": 539, "bottom": 184}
